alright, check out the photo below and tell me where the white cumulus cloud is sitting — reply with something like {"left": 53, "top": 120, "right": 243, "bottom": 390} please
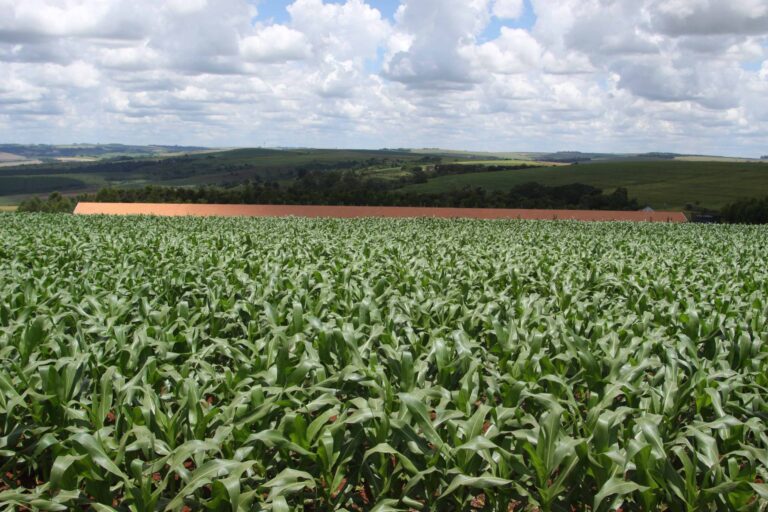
{"left": 241, "top": 25, "right": 312, "bottom": 63}
{"left": 0, "top": 0, "right": 766, "bottom": 156}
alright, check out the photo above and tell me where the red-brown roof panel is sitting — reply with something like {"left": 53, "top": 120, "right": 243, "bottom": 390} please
{"left": 74, "top": 202, "right": 688, "bottom": 223}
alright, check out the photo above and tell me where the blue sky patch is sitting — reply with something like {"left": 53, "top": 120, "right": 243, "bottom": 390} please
{"left": 480, "top": 0, "right": 537, "bottom": 42}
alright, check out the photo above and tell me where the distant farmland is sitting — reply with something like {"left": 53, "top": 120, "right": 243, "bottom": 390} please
{"left": 2, "top": 147, "right": 768, "bottom": 212}
{"left": 402, "top": 160, "right": 768, "bottom": 210}
{"left": 0, "top": 148, "right": 426, "bottom": 196}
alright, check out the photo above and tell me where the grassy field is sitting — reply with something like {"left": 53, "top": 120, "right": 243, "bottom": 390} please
{"left": 357, "top": 161, "right": 556, "bottom": 183}
{"left": 360, "top": 166, "right": 414, "bottom": 181}
{"left": 674, "top": 156, "right": 766, "bottom": 163}
{"left": 1, "top": 214, "right": 767, "bottom": 510}
{"left": 403, "top": 161, "right": 768, "bottom": 210}
{"left": 0, "top": 205, "right": 17, "bottom": 212}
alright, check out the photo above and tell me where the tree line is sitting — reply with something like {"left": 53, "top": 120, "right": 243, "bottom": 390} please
{"left": 720, "top": 197, "right": 768, "bottom": 224}
{"left": 18, "top": 169, "right": 641, "bottom": 213}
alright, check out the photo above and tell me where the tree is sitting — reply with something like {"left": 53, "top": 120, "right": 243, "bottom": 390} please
{"left": 721, "top": 197, "right": 768, "bottom": 224}
{"left": 17, "top": 192, "right": 76, "bottom": 213}
{"left": 411, "top": 168, "right": 428, "bottom": 183}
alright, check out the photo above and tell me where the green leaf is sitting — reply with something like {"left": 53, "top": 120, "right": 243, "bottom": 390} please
{"left": 165, "top": 460, "right": 254, "bottom": 511}
{"left": 363, "top": 443, "right": 419, "bottom": 474}
{"left": 263, "top": 468, "right": 316, "bottom": 500}
{"left": 400, "top": 393, "right": 443, "bottom": 449}
{"left": 440, "top": 474, "right": 513, "bottom": 498}
{"left": 594, "top": 476, "right": 647, "bottom": 511}
{"left": 72, "top": 433, "right": 128, "bottom": 481}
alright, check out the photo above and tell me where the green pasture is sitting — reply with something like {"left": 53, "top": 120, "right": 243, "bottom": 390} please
{"left": 403, "top": 161, "right": 768, "bottom": 210}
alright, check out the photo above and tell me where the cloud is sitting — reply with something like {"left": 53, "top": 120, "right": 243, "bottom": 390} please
{"left": 0, "top": 0, "right": 766, "bottom": 156}
{"left": 241, "top": 25, "right": 311, "bottom": 63}
{"left": 649, "top": 0, "right": 768, "bottom": 36}
{"left": 146, "top": 0, "right": 255, "bottom": 74}
{"left": 493, "top": 0, "right": 525, "bottom": 20}
{"left": 97, "top": 46, "right": 161, "bottom": 71}
{"left": 530, "top": 0, "right": 768, "bottom": 112}
{"left": 383, "top": 0, "right": 490, "bottom": 88}
{"left": 288, "top": 0, "right": 390, "bottom": 61}
{"left": 0, "top": 0, "right": 152, "bottom": 42}
{"left": 0, "top": 69, "right": 47, "bottom": 105}
{"left": 40, "top": 61, "right": 102, "bottom": 89}
{"left": 165, "top": 0, "right": 209, "bottom": 15}
{"left": 469, "top": 27, "right": 542, "bottom": 74}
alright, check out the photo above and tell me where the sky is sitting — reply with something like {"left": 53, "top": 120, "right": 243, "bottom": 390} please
{"left": 1, "top": 0, "right": 767, "bottom": 156}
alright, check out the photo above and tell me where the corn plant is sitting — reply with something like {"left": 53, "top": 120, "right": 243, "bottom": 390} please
{"left": 0, "top": 213, "right": 767, "bottom": 511}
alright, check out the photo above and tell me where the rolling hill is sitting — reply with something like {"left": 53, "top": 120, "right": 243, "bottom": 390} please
{"left": 401, "top": 160, "right": 768, "bottom": 211}
{"left": 0, "top": 147, "right": 428, "bottom": 202}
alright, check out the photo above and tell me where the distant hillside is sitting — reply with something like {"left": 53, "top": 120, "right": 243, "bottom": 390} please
{"left": 0, "top": 147, "right": 427, "bottom": 203}
{"left": 2, "top": 145, "right": 767, "bottom": 211}
{"left": 409, "top": 149, "right": 763, "bottom": 164}
{"left": 0, "top": 143, "right": 211, "bottom": 160}
{"left": 402, "top": 160, "right": 768, "bottom": 211}
{"left": 0, "top": 152, "right": 26, "bottom": 162}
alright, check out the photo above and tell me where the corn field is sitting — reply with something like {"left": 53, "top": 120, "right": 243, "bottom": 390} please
{"left": 1, "top": 214, "right": 767, "bottom": 511}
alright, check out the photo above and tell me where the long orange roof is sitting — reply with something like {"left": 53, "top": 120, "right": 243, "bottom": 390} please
{"left": 74, "top": 202, "right": 688, "bottom": 222}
